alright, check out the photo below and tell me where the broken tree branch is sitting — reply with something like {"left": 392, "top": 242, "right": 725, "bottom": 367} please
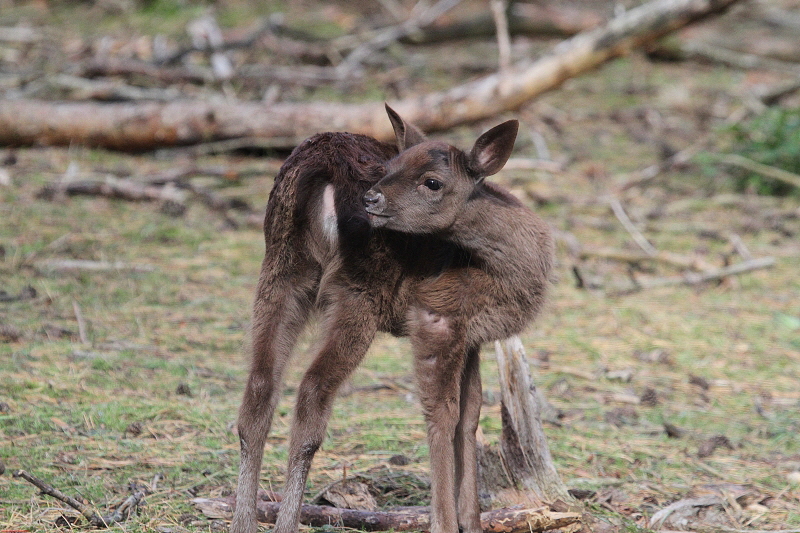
{"left": 0, "top": 0, "right": 743, "bottom": 151}
{"left": 72, "top": 300, "right": 89, "bottom": 345}
{"left": 336, "top": 0, "right": 463, "bottom": 75}
{"left": 402, "top": 4, "right": 602, "bottom": 44}
{"left": 13, "top": 469, "right": 104, "bottom": 526}
{"left": 580, "top": 247, "right": 716, "bottom": 271}
{"left": 714, "top": 153, "right": 800, "bottom": 189}
{"left": 490, "top": 0, "right": 512, "bottom": 73}
{"left": 494, "top": 336, "right": 573, "bottom": 504}
{"left": 759, "top": 77, "right": 800, "bottom": 106}
{"left": 648, "top": 38, "right": 800, "bottom": 75}
{"left": 76, "top": 57, "right": 212, "bottom": 85}
{"left": 615, "top": 140, "right": 704, "bottom": 192}
{"left": 13, "top": 469, "right": 146, "bottom": 528}
{"left": 192, "top": 494, "right": 582, "bottom": 532}
{"left": 34, "top": 259, "right": 155, "bottom": 273}
{"left": 613, "top": 256, "right": 776, "bottom": 295}
{"left": 23, "top": 74, "right": 182, "bottom": 102}
{"left": 608, "top": 197, "right": 658, "bottom": 256}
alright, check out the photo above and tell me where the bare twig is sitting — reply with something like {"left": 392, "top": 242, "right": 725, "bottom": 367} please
{"left": 613, "top": 256, "right": 776, "bottom": 295}
{"left": 13, "top": 469, "right": 107, "bottom": 527}
{"left": 490, "top": 0, "right": 512, "bottom": 74}
{"left": 14, "top": 469, "right": 147, "bottom": 527}
{"left": 77, "top": 58, "right": 211, "bottom": 84}
{"left": 580, "top": 247, "right": 715, "bottom": 271}
{"left": 237, "top": 64, "right": 344, "bottom": 87}
{"left": 759, "top": 78, "right": 800, "bottom": 105}
{"left": 72, "top": 300, "right": 89, "bottom": 345}
{"left": 503, "top": 157, "right": 564, "bottom": 173}
{"left": 615, "top": 141, "right": 703, "bottom": 192}
{"left": 728, "top": 234, "right": 752, "bottom": 260}
{"left": 0, "top": 26, "right": 41, "bottom": 43}
{"left": 336, "top": 0, "right": 463, "bottom": 74}
{"left": 35, "top": 259, "right": 155, "bottom": 273}
{"left": 38, "top": 175, "right": 187, "bottom": 206}
{"left": 399, "top": 3, "right": 601, "bottom": 44}
{"left": 714, "top": 153, "right": 800, "bottom": 189}
{"left": 150, "top": 472, "right": 164, "bottom": 492}
{"left": 23, "top": 74, "right": 182, "bottom": 102}
{"left": 105, "top": 490, "right": 146, "bottom": 524}
{"left": 608, "top": 197, "right": 658, "bottom": 256}
{"left": 158, "top": 15, "right": 328, "bottom": 67}
{"left": 718, "top": 529, "right": 800, "bottom": 533}
{"left": 650, "top": 38, "right": 800, "bottom": 75}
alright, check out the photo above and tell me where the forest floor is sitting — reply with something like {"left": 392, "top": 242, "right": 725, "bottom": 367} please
{"left": 1, "top": 0, "right": 799, "bottom": 532}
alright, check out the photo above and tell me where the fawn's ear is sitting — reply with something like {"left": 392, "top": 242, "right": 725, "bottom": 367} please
{"left": 468, "top": 120, "right": 519, "bottom": 180}
{"left": 385, "top": 103, "right": 426, "bottom": 151}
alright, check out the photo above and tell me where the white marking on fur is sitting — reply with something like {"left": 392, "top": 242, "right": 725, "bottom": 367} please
{"left": 321, "top": 184, "right": 338, "bottom": 244}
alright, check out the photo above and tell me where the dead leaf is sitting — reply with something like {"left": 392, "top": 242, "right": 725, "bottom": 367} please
{"left": 316, "top": 479, "right": 377, "bottom": 511}
{"left": 648, "top": 496, "right": 734, "bottom": 530}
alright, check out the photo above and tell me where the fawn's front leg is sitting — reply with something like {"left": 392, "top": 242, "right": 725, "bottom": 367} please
{"left": 454, "top": 345, "right": 482, "bottom": 533}
{"left": 409, "top": 307, "right": 469, "bottom": 533}
{"left": 231, "top": 273, "right": 317, "bottom": 533}
{"left": 272, "top": 293, "right": 379, "bottom": 533}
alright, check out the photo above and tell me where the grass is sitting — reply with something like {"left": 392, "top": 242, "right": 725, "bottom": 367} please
{"left": 1, "top": 1, "right": 800, "bottom": 531}
{"left": 2, "top": 147, "right": 798, "bottom": 532}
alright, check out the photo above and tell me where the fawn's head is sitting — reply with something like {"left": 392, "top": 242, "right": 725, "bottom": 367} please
{"left": 364, "top": 105, "right": 519, "bottom": 233}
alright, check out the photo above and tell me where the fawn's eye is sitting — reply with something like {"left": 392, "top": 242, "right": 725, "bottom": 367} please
{"left": 424, "top": 178, "right": 443, "bottom": 191}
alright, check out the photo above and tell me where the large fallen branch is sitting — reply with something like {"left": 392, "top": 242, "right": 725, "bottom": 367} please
{"left": 191, "top": 494, "right": 582, "bottom": 533}
{"left": 0, "top": 0, "right": 741, "bottom": 151}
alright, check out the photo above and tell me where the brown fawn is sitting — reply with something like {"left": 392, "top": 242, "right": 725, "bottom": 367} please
{"left": 231, "top": 105, "right": 553, "bottom": 533}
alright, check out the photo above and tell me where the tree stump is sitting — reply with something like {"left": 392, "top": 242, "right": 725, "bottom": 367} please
{"left": 478, "top": 336, "right": 573, "bottom": 509}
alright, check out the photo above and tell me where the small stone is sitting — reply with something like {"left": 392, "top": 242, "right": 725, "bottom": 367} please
{"left": 124, "top": 421, "right": 143, "bottom": 437}
{"left": 689, "top": 374, "right": 710, "bottom": 390}
{"left": 664, "top": 423, "right": 684, "bottom": 439}
{"left": 787, "top": 471, "right": 800, "bottom": 485}
{"left": 388, "top": 454, "right": 410, "bottom": 466}
{"left": 640, "top": 387, "right": 658, "bottom": 407}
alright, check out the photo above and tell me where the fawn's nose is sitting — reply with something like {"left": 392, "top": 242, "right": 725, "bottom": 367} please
{"left": 363, "top": 189, "right": 385, "bottom": 211}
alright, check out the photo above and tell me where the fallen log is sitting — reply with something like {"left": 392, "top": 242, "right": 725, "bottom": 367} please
{"left": 76, "top": 58, "right": 212, "bottom": 85}
{"left": 0, "top": 0, "right": 742, "bottom": 151}
{"left": 191, "top": 494, "right": 582, "bottom": 533}
{"left": 403, "top": 3, "right": 603, "bottom": 44}
{"left": 37, "top": 175, "right": 187, "bottom": 206}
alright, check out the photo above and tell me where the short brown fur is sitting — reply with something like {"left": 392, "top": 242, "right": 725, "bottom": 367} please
{"left": 231, "top": 106, "right": 553, "bottom": 533}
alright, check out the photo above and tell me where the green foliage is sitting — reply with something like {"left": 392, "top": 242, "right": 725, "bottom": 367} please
{"left": 728, "top": 108, "right": 800, "bottom": 196}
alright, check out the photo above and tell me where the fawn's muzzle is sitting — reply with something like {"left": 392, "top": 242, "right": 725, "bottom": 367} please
{"left": 363, "top": 189, "right": 386, "bottom": 214}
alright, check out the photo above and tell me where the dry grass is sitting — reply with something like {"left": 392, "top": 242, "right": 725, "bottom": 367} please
{"left": 2, "top": 1, "right": 800, "bottom": 532}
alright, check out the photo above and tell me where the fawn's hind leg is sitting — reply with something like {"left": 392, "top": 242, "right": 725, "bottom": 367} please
{"left": 231, "top": 268, "right": 318, "bottom": 533}
{"left": 272, "top": 291, "right": 379, "bottom": 533}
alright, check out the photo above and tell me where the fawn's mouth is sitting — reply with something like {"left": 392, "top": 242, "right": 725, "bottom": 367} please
{"left": 366, "top": 211, "right": 392, "bottom": 227}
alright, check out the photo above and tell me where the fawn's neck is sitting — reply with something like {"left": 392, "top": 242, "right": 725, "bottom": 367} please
{"left": 445, "top": 186, "right": 551, "bottom": 281}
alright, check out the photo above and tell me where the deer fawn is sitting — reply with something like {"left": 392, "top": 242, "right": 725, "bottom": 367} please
{"left": 231, "top": 105, "right": 553, "bottom": 533}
